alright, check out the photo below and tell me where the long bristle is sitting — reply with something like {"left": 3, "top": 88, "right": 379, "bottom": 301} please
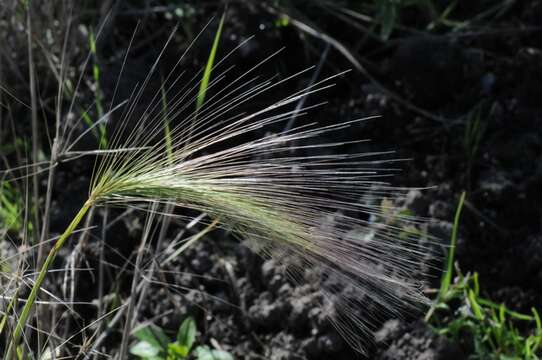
{"left": 86, "top": 29, "right": 433, "bottom": 353}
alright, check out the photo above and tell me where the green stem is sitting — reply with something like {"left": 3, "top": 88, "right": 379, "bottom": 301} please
{"left": 7, "top": 200, "right": 93, "bottom": 359}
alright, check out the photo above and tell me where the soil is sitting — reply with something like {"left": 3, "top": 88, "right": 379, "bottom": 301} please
{"left": 3, "top": 1, "right": 542, "bottom": 359}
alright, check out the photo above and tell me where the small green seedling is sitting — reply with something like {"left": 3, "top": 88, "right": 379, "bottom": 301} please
{"left": 426, "top": 192, "right": 542, "bottom": 359}
{"left": 130, "top": 317, "right": 234, "bottom": 360}
{"left": 196, "top": 13, "right": 225, "bottom": 112}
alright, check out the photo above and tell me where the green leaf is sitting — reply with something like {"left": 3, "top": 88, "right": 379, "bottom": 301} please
{"left": 196, "top": 13, "right": 225, "bottom": 111}
{"left": 195, "top": 346, "right": 234, "bottom": 360}
{"left": 88, "top": 30, "right": 97, "bottom": 55}
{"left": 438, "top": 191, "right": 466, "bottom": 300}
{"left": 16, "top": 345, "right": 24, "bottom": 360}
{"left": 195, "top": 346, "right": 213, "bottom": 360}
{"left": 167, "top": 342, "right": 190, "bottom": 359}
{"left": 532, "top": 307, "right": 541, "bottom": 331}
{"left": 168, "top": 342, "right": 189, "bottom": 358}
{"left": 176, "top": 317, "right": 197, "bottom": 354}
{"left": 129, "top": 341, "right": 161, "bottom": 358}
{"left": 134, "top": 324, "right": 170, "bottom": 350}
{"left": 467, "top": 290, "right": 484, "bottom": 320}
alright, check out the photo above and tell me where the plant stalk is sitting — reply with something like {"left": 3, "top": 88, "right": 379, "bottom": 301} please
{"left": 6, "top": 199, "right": 93, "bottom": 359}
{"left": 118, "top": 203, "right": 157, "bottom": 359}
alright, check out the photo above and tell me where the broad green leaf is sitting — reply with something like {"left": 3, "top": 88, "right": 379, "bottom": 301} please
{"left": 129, "top": 341, "right": 161, "bottom": 358}
{"left": 176, "top": 317, "right": 197, "bottom": 355}
{"left": 168, "top": 342, "right": 189, "bottom": 358}
{"left": 134, "top": 324, "right": 170, "bottom": 350}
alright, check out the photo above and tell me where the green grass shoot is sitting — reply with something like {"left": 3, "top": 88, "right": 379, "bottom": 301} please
{"left": 425, "top": 191, "right": 542, "bottom": 359}
{"left": 439, "top": 191, "right": 466, "bottom": 300}
{"left": 196, "top": 13, "right": 225, "bottom": 112}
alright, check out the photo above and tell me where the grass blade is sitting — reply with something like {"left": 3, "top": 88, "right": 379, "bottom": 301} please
{"left": 196, "top": 13, "right": 225, "bottom": 112}
{"left": 439, "top": 191, "right": 466, "bottom": 300}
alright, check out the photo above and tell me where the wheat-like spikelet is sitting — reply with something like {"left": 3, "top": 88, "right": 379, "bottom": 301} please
{"left": 86, "top": 37, "right": 430, "bottom": 353}
{"left": 9, "top": 25, "right": 432, "bottom": 356}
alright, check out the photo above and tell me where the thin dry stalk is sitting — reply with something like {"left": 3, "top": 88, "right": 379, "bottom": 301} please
{"left": 118, "top": 203, "right": 158, "bottom": 359}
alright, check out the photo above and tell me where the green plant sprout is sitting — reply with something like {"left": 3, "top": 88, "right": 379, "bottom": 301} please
{"left": 426, "top": 192, "right": 542, "bottom": 359}
{"left": 130, "top": 317, "right": 234, "bottom": 360}
{"left": 196, "top": 13, "right": 225, "bottom": 112}
{"left": 82, "top": 29, "right": 108, "bottom": 148}
{"left": 6, "top": 21, "right": 431, "bottom": 357}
